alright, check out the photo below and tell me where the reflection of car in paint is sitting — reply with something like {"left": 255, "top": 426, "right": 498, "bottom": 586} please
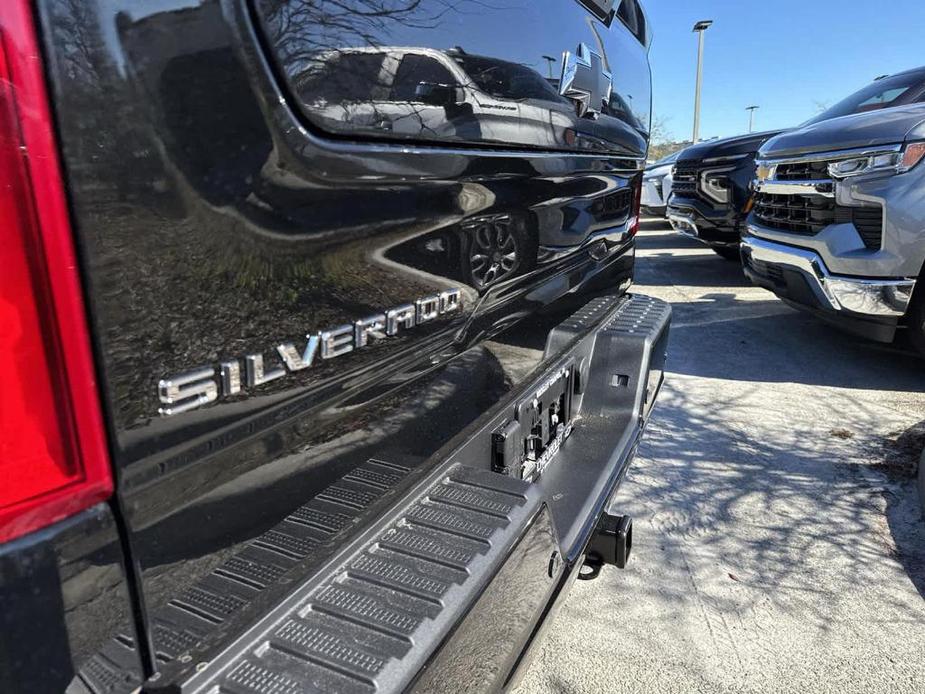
{"left": 294, "top": 47, "right": 575, "bottom": 148}
{"left": 293, "top": 46, "right": 648, "bottom": 155}
{"left": 642, "top": 149, "right": 683, "bottom": 217}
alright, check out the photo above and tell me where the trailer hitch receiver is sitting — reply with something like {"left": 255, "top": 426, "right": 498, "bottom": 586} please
{"left": 578, "top": 513, "right": 633, "bottom": 580}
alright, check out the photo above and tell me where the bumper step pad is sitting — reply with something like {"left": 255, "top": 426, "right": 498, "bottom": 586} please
{"left": 158, "top": 467, "right": 540, "bottom": 694}
{"left": 72, "top": 459, "right": 413, "bottom": 694}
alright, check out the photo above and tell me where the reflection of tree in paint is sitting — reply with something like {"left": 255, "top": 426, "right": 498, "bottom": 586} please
{"left": 257, "top": 0, "right": 648, "bottom": 155}
{"left": 258, "top": 0, "right": 453, "bottom": 69}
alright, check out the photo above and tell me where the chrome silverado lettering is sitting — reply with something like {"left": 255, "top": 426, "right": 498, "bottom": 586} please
{"left": 157, "top": 289, "right": 463, "bottom": 416}
{"left": 276, "top": 335, "right": 320, "bottom": 371}
{"left": 158, "top": 368, "right": 218, "bottom": 416}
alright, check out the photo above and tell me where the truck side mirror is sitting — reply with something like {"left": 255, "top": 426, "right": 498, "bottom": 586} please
{"left": 415, "top": 82, "right": 463, "bottom": 106}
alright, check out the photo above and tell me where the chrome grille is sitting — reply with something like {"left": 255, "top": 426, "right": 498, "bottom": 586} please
{"left": 775, "top": 160, "right": 831, "bottom": 181}
{"left": 753, "top": 192, "right": 883, "bottom": 249}
{"left": 755, "top": 153, "right": 884, "bottom": 249}
{"left": 753, "top": 192, "right": 835, "bottom": 235}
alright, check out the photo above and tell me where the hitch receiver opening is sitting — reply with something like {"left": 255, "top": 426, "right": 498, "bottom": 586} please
{"left": 579, "top": 513, "right": 633, "bottom": 580}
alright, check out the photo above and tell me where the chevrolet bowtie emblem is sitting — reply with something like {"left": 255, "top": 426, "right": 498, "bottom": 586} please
{"left": 755, "top": 163, "right": 774, "bottom": 181}
{"left": 559, "top": 43, "right": 613, "bottom": 118}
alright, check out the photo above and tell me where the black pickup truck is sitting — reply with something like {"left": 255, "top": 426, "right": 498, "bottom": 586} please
{"left": 0, "top": 1, "right": 670, "bottom": 692}
{"left": 666, "top": 130, "right": 784, "bottom": 259}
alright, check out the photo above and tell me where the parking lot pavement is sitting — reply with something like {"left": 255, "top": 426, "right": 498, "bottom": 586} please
{"left": 516, "top": 219, "right": 925, "bottom": 694}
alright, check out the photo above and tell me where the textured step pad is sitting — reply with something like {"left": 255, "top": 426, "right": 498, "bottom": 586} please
{"left": 603, "top": 294, "right": 672, "bottom": 336}
{"left": 178, "top": 465, "right": 540, "bottom": 694}
{"left": 74, "top": 459, "right": 411, "bottom": 694}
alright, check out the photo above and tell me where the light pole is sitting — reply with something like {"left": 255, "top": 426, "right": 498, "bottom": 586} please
{"left": 541, "top": 55, "right": 557, "bottom": 80}
{"left": 746, "top": 105, "right": 759, "bottom": 133}
{"left": 692, "top": 20, "right": 713, "bottom": 143}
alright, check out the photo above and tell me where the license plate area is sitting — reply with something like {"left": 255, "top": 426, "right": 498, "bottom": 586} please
{"left": 491, "top": 362, "right": 575, "bottom": 481}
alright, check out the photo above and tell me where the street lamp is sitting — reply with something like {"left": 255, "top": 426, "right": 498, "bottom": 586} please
{"left": 541, "top": 55, "right": 557, "bottom": 79}
{"left": 746, "top": 105, "right": 760, "bottom": 133}
{"left": 692, "top": 20, "right": 713, "bottom": 143}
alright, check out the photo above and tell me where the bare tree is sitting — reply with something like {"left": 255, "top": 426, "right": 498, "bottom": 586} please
{"left": 259, "top": 0, "right": 453, "bottom": 69}
{"left": 648, "top": 114, "right": 673, "bottom": 145}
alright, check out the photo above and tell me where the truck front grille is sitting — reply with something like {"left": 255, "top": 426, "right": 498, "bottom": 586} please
{"left": 753, "top": 192, "right": 883, "bottom": 249}
{"left": 671, "top": 161, "right": 700, "bottom": 197}
{"left": 774, "top": 160, "right": 831, "bottom": 181}
{"left": 753, "top": 192, "right": 835, "bottom": 235}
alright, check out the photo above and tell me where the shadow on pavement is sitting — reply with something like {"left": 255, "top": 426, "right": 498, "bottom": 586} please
{"left": 635, "top": 229, "right": 753, "bottom": 288}
{"left": 664, "top": 295, "right": 925, "bottom": 392}
{"left": 630, "top": 384, "right": 925, "bottom": 629}
{"left": 883, "top": 418, "right": 925, "bottom": 600}
{"left": 634, "top": 225, "right": 925, "bottom": 392}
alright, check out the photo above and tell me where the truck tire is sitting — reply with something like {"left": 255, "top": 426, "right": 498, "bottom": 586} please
{"left": 712, "top": 246, "right": 741, "bottom": 261}
{"left": 908, "top": 276, "right": 925, "bottom": 358}
{"left": 919, "top": 447, "right": 925, "bottom": 519}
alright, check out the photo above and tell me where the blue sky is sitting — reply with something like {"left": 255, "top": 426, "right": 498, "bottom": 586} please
{"left": 647, "top": 0, "right": 925, "bottom": 142}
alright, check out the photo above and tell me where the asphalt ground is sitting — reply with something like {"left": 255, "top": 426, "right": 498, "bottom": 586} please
{"left": 516, "top": 219, "right": 925, "bottom": 694}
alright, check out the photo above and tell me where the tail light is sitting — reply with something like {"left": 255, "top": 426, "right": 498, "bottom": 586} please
{"left": 628, "top": 174, "right": 643, "bottom": 236}
{"left": 0, "top": 1, "right": 112, "bottom": 542}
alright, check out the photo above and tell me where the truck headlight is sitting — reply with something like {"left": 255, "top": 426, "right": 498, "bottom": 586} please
{"left": 699, "top": 167, "right": 735, "bottom": 204}
{"left": 828, "top": 142, "right": 925, "bottom": 179}
{"left": 643, "top": 164, "right": 673, "bottom": 182}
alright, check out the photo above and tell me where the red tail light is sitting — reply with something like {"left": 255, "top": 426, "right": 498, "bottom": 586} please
{"left": 628, "top": 175, "right": 643, "bottom": 236}
{"left": 0, "top": 1, "right": 112, "bottom": 542}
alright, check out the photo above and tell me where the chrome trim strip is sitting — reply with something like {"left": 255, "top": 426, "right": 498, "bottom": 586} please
{"left": 668, "top": 211, "right": 700, "bottom": 239}
{"left": 741, "top": 233, "right": 915, "bottom": 317}
{"left": 756, "top": 143, "right": 902, "bottom": 166}
{"left": 753, "top": 180, "right": 834, "bottom": 197}
{"left": 702, "top": 153, "right": 749, "bottom": 164}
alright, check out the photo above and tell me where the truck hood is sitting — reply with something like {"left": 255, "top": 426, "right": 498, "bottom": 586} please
{"left": 678, "top": 130, "right": 784, "bottom": 162}
{"left": 759, "top": 104, "right": 925, "bottom": 159}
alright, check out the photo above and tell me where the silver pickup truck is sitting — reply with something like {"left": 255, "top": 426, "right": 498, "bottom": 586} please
{"left": 741, "top": 67, "right": 925, "bottom": 354}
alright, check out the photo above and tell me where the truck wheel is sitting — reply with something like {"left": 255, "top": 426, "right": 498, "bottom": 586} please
{"left": 712, "top": 246, "right": 741, "bottom": 262}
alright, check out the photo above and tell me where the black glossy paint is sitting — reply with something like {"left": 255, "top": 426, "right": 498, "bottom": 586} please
{"left": 26, "top": 0, "right": 650, "bottom": 688}
{"left": 0, "top": 503, "right": 142, "bottom": 693}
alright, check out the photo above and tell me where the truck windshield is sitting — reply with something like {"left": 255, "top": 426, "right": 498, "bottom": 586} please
{"left": 803, "top": 69, "right": 925, "bottom": 126}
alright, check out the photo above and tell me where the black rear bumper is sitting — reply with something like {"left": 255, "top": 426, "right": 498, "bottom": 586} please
{"left": 133, "top": 293, "right": 671, "bottom": 694}
{"left": 0, "top": 504, "right": 144, "bottom": 694}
